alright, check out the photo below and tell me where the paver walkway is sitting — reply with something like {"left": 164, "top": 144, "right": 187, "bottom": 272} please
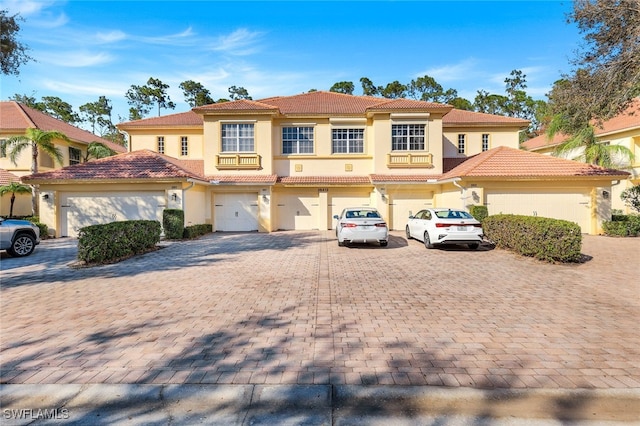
{"left": 1, "top": 231, "right": 638, "bottom": 390}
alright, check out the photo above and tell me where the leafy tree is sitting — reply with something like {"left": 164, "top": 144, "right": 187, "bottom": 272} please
{"left": 10, "top": 93, "right": 40, "bottom": 109}
{"left": 4, "top": 128, "right": 67, "bottom": 214}
{"left": 125, "top": 77, "right": 176, "bottom": 119}
{"left": 473, "top": 90, "right": 509, "bottom": 115}
{"left": 84, "top": 142, "right": 117, "bottom": 161}
{"left": 37, "top": 96, "right": 80, "bottom": 124}
{"left": 360, "top": 77, "right": 380, "bottom": 96}
{"left": 80, "top": 96, "right": 115, "bottom": 136}
{"left": 0, "top": 9, "right": 33, "bottom": 75}
{"left": 0, "top": 181, "right": 32, "bottom": 217}
{"left": 180, "top": 80, "right": 214, "bottom": 107}
{"left": 621, "top": 184, "right": 640, "bottom": 213}
{"left": 329, "top": 81, "right": 355, "bottom": 95}
{"left": 449, "top": 97, "right": 473, "bottom": 110}
{"left": 380, "top": 80, "right": 407, "bottom": 99}
{"left": 228, "top": 85, "right": 252, "bottom": 100}
{"left": 548, "top": 0, "right": 640, "bottom": 133}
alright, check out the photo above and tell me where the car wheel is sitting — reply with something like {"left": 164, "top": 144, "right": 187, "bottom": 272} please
{"left": 405, "top": 226, "right": 411, "bottom": 240}
{"left": 424, "top": 232, "right": 434, "bottom": 249}
{"left": 338, "top": 240, "right": 344, "bottom": 247}
{"left": 380, "top": 240, "right": 388, "bottom": 247}
{"left": 468, "top": 243, "right": 479, "bottom": 250}
{"left": 8, "top": 234, "right": 35, "bottom": 257}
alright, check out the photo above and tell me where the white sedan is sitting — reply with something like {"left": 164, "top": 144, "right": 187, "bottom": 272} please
{"left": 334, "top": 207, "right": 388, "bottom": 247}
{"left": 406, "top": 208, "right": 483, "bottom": 250}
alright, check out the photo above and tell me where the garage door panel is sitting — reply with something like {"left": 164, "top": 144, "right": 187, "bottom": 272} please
{"left": 329, "top": 192, "right": 371, "bottom": 224}
{"left": 486, "top": 190, "right": 590, "bottom": 232}
{"left": 390, "top": 192, "right": 432, "bottom": 231}
{"left": 276, "top": 192, "right": 318, "bottom": 230}
{"left": 214, "top": 193, "right": 259, "bottom": 232}
{"left": 61, "top": 192, "right": 164, "bottom": 237}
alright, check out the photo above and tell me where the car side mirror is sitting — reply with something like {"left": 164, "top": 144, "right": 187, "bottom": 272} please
{"left": 408, "top": 215, "right": 414, "bottom": 219}
{"left": 333, "top": 215, "right": 339, "bottom": 219}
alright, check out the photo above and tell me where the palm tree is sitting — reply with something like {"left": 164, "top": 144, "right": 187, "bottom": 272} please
{"left": 547, "top": 118, "right": 634, "bottom": 169}
{"left": 0, "top": 182, "right": 32, "bottom": 217}
{"left": 4, "top": 128, "right": 68, "bottom": 214}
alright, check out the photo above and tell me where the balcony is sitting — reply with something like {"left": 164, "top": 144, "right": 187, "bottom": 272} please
{"left": 216, "top": 153, "right": 262, "bottom": 170}
{"left": 386, "top": 152, "right": 434, "bottom": 168}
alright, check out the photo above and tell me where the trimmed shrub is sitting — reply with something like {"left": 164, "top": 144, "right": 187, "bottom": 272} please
{"left": 77, "top": 220, "right": 161, "bottom": 264}
{"left": 183, "top": 223, "right": 213, "bottom": 239}
{"left": 25, "top": 216, "right": 49, "bottom": 240}
{"left": 163, "top": 209, "right": 184, "bottom": 239}
{"left": 602, "top": 214, "right": 640, "bottom": 237}
{"left": 469, "top": 205, "right": 488, "bottom": 223}
{"left": 483, "top": 214, "right": 582, "bottom": 263}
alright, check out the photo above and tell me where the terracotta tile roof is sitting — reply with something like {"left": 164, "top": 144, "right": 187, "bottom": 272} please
{"left": 258, "top": 91, "right": 388, "bottom": 115}
{"left": 365, "top": 98, "right": 451, "bottom": 111}
{"left": 522, "top": 98, "right": 640, "bottom": 151}
{"left": 441, "top": 146, "right": 630, "bottom": 180}
{"left": 0, "top": 101, "right": 126, "bottom": 153}
{"left": 23, "top": 150, "right": 206, "bottom": 183}
{"left": 278, "top": 175, "right": 371, "bottom": 185}
{"left": 118, "top": 111, "right": 204, "bottom": 128}
{"left": 0, "top": 169, "right": 21, "bottom": 185}
{"left": 369, "top": 174, "right": 441, "bottom": 183}
{"left": 193, "top": 99, "right": 279, "bottom": 113}
{"left": 442, "top": 109, "right": 530, "bottom": 127}
{"left": 206, "top": 174, "right": 278, "bottom": 185}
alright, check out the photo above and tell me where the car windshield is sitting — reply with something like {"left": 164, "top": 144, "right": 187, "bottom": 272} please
{"left": 345, "top": 210, "right": 380, "bottom": 219}
{"left": 434, "top": 210, "right": 474, "bottom": 219}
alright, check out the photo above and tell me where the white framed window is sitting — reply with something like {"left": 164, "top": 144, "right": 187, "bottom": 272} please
{"left": 482, "top": 134, "right": 490, "bottom": 151}
{"left": 332, "top": 128, "right": 364, "bottom": 154}
{"left": 392, "top": 124, "right": 425, "bottom": 151}
{"left": 282, "top": 126, "right": 314, "bottom": 154}
{"left": 457, "top": 134, "right": 466, "bottom": 154}
{"left": 69, "top": 147, "right": 81, "bottom": 165}
{"left": 181, "top": 136, "right": 188, "bottom": 156}
{"left": 157, "top": 136, "right": 165, "bottom": 154}
{"left": 222, "top": 123, "right": 254, "bottom": 152}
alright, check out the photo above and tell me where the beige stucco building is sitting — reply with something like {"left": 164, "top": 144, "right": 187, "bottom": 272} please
{"left": 22, "top": 92, "right": 628, "bottom": 237}
{"left": 0, "top": 101, "right": 126, "bottom": 217}
{"left": 522, "top": 98, "right": 640, "bottom": 214}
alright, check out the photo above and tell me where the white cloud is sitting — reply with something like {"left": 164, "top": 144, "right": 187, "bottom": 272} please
{"left": 0, "top": 0, "right": 55, "bottom": 16}
{"left": 41, "top": 79, "right": 124, "bottom": 97}
{"left": 138, "top": 27, "right": 197, "bottom": 45}
{"left": 416, "top": 58, "right": 481, "bottom": 83}
{"left": 210, "top": 28, "right": 264, "bottom": 55}
{"left": 39, "top": 51, "right": 114, "bottom": 68}
{"left": 96, "top": 30, "right": 127, "bottom": 43}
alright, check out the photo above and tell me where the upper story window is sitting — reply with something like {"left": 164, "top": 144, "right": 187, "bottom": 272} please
{"left": 181, "top": 136, "right": 188, "bottom": 156}
{"left": 69, "top": 147, "right": 81, "bottom": 165}
{"left": 457, "top": 134, "right": 466, "bottom": 154}
{"left": 157, "top": 136, "right": 165, "bottom": 154}
{"left": 482, "top": 134, "right": 490, "bottom": 152}
{"left": 392, "top": 124, "right": 425, "bottom": 151}
{"left": 222, "top": 123, "right": 254, "bottom": 152}
{"left": 332, "top": 128, "right": 364, "bottom": 154}
{"left": 282, "top": 126, "right": 314, "bottom": 154}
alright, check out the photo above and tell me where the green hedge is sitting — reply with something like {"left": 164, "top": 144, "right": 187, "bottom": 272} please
{"left": 483, "top": 214, "right": 582, "bottom": 263}
{"left": 77, "top": 220, "right": 161, "bottom": 264}
{"left": 469, "top": 205, "right": 489, "bottom": 223}
{"left": 602, "top": 214, "right": 640, "bottom": 237}
{"left": 25, "top": 216, "right": 49, "bottom": 240}
{"left": 163, "top": 209, "right": 184, "bottom": 239}
{"left": 183, "top": 223, "right": 213, "bottom": 239}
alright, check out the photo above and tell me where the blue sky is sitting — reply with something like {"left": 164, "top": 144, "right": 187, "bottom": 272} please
{"left": 1, "top": 0, "right": 581, "bottom": 124}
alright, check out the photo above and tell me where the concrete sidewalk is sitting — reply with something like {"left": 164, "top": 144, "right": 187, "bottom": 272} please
{"left": 2, "top": 384, "right": 639, "bottom": 425}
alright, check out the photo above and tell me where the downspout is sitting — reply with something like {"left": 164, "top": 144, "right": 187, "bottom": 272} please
{"left": 452, "top": 178, "right": 467, "bottom": 210}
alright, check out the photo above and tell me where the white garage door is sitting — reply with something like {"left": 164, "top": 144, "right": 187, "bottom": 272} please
{"left": 390, "top": 191, "right": 433, "bottom": 231}
{"left": 60, "top": 191, "right": 165, "bottom": 238}
{"left": 329, "top": 191, "right": 371, "bottom": 229}
{"left": 275, "top": 191, "right": 319, "bottom": 230}
{"left": 214, "top": 193, "right": 259, "bottom": 232}
{"left": 486, "top": 190, "right": 591, "bottom": 233}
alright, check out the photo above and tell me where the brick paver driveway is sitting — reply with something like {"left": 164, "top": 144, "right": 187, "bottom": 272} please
{"left": 1, "top": 231, "right": 638, "bottom": 389}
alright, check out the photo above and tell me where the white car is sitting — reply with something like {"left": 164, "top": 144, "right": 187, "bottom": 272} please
{"left": 334, "top": 207, "right": 388, "bottom": 247}
{"left": 406, "top": 208, "right": 483, "bottom": 250}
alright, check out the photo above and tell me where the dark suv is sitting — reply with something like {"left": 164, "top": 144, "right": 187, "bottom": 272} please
{"left": 0, "top": 217, "right": 41, "bottom": 257}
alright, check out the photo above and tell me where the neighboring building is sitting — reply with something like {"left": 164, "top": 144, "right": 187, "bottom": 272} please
{"left": 24, "top": 92, "right": 628, "bottom": 237}
{"left": 0, "top": 101, "right": 126, "bottom": 217}
{"left": 0, "top": 169, "right": 31, "bottom": 217}
{"left": 522, "top": 98, "right": 640, "bottom": 214}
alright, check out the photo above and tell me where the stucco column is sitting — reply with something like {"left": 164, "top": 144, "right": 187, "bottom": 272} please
{"left": 318, "top": 189, "right": 328, "bottom": 230}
